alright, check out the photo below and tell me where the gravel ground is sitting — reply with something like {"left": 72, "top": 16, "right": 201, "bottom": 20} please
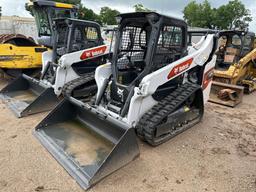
{"left": 0, "top": 78, "right": 255, "bottom": 192}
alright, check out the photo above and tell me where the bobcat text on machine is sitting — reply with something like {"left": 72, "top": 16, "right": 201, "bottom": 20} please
{"left": 209, "top": 30, "right": 256, "bottom": 107}
{"left": 33, "top": 12, "right": 218, "bottom": 190}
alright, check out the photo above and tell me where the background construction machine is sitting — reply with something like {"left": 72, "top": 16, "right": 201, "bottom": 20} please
{"left": 0, "top": 0, "right": 78, "bottom": 78}
{"left": 26, "top": 0, "right": 78, "bottom": 47}
{"left": 209, "top": 30, "right": 256, "bottom": 107}
{"left": 0, "top": 17, "right": 110, "bottom": 118}
{"left": 0, "top": 34, "right": 47, "bottom": 78}
{"left": 33, "top": 12, "right": 217, "bottom": 190}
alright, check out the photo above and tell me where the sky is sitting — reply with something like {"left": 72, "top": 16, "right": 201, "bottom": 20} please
{"left": 0, "top": 0, "right": 255, "bottom": 31}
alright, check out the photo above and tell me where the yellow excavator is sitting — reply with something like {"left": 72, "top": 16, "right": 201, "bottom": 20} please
{"left": 209, "top": 30, "right": 256, "bottom": 107}
{"left": 0, "top": 0, "right": 78, "bottom": 78}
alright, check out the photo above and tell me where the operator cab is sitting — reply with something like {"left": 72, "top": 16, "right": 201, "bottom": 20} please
{"left": 215, "top": 30, "right": 255, "bottom": 70}
{"left": 112, "top": 12, "right": 187, "bottom": 86}
{"left": 52, "top": 18, "right": 104, "bottom": 74}
{"left": 42, "top": 18, "right": 105, "bottom": 83}
{"left": 53, "top": 18, "right": 103, "bottom": 58}
{"left": 107, "top": 12, "right": 187, "bottom": 113}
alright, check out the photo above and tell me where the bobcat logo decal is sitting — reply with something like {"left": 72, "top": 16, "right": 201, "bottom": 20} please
{"left": 117, "top": 87, "right": 124, "bottom": 102}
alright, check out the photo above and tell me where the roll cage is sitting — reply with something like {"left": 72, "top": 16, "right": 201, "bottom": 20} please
{"left": 51, "top": 18, "right": 104, "bottom": 62}
{"left": 111, "top": 12, "right": 188, "bottom": 89}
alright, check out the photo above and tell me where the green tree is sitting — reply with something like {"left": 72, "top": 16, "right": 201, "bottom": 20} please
{"left": 183, "top": 0, "right": 214, "bottom": 29}
{"left": 0, "top": 6, "right": 2, "bottom": 18}
{"left": 100, "top": 7, "right": 120, "bottom": 25}
{"left": 133, "top": 3, "right": 151, "bottom": 12}
{"left": 78, "top": 6, "right": 102, "bottom": 25}
{"left": 183, "top": 0, "right": 252, "bottom": 30}
{"left": 213, "top": 0, "right": 252, "bottom": 29}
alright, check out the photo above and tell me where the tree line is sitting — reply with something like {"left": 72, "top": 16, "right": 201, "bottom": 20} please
{"left": 70, "top": 0, "right": 251, "bottom": 30}
{"left": 183, "top": 0, "right": 252, "bottom": 30}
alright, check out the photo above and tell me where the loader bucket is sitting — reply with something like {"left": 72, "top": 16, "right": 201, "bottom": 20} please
{"left": 33, "top": 98, "right": 140, "bottom": 190}
{"left": 208, "top": 81, "right": 244, "bottom": 107}
{"left": 0, "top": 74, "right": 59, "bottom": 118}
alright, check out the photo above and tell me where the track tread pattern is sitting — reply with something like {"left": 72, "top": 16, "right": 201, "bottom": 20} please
{"left": 62, "top": 73, "right": 96, "bottom": 98}
{"left": 136, "top": 82, "right": 202, "bottom": 146}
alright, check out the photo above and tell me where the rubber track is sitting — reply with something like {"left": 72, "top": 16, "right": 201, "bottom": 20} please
{"left": 62, "top": 73, "right": 96, "bottom": 98}
{"left": 136, "top": 82, "right": 202, "bottom": 146}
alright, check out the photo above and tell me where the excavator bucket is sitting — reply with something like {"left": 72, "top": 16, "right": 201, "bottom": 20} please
{"left": 209, "top": 81, "right": 244, "bottom": 107}
{"left": 0, "top": 74, "right": 59, "bottom": 118}
{"left": 33, "top": 98, "right": 139, "bottom": 190}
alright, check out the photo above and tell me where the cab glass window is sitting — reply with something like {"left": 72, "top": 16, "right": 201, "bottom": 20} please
{"left": 219, "top": 36, "right": 227, "bottom": 47}
{"left": 54, "top": 9, "right": 72, "bottom": 18}
{"left": 158, "top": 26, "right": 183, "bottom": 48}
{"left": 85, "top": 27, "right": 99, "bottom": 40}
{"left": 232, "top": 35, "right": 242, "bottom": 46}
{"left": 34, "top": 9, "right": 51, "bottom": 36}
{"left": 243, "top": 35, "right": 252, "bottom": 47}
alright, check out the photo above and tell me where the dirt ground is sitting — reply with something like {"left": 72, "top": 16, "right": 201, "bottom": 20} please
{"left": 0, "top": 78, "right": 255, "bottom": 192}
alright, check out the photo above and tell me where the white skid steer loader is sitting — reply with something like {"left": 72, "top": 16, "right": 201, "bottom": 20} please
{"left": 0, "top": 18, "right": 110, "bottom": 117}
{"left": 33, "top": 12, "right": 217, "bottom": 190}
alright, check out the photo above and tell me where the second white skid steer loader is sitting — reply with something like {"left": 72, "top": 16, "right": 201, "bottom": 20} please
{"left": 34, "top": 12, "right": 217, "bottom": 190}
{"left": 0, "top": 18, "right": 110, "bottom": 117}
